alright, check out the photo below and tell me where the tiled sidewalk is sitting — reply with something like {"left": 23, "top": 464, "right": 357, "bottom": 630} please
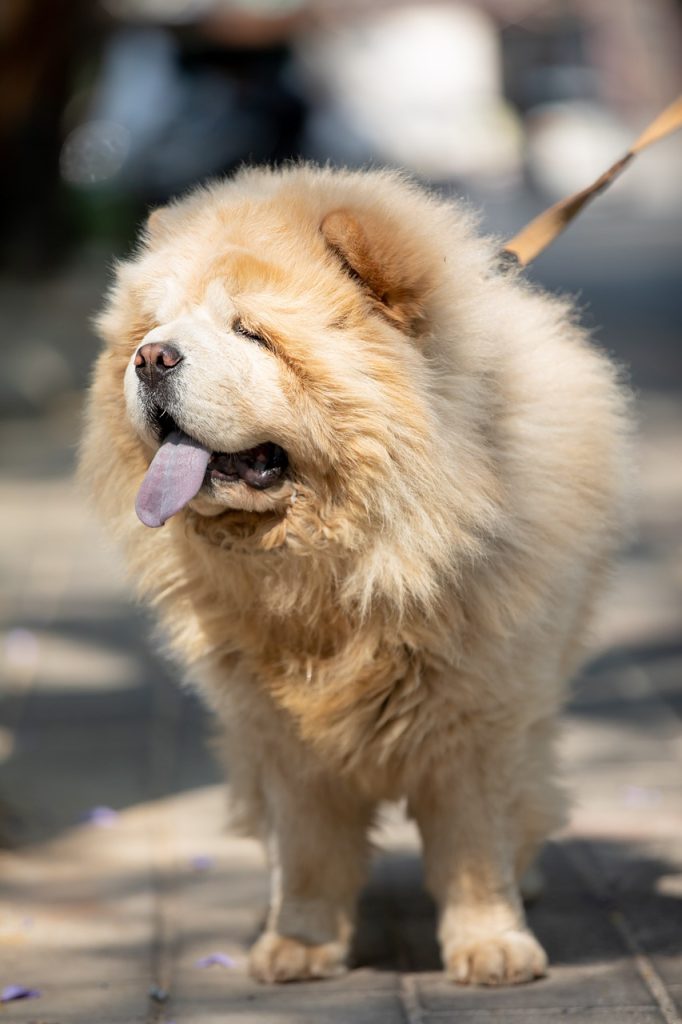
{"left": 1, "top": 401, "right": 681, "bottom": 1024}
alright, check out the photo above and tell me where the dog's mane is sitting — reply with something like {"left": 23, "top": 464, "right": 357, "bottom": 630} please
{"left": 80, "top": 165, "right": 629, "bottom": 770}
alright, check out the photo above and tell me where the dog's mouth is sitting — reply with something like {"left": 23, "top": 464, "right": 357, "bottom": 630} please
{"left": 135, "top": 409, "right": 289, "bottom": 529}
{"left": 207, "top": 443, "right": 288, "bottom": 488}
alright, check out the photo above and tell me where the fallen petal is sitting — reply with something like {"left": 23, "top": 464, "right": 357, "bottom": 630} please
{"left": 190, "top": 854, "right": 214, "bottom": 872}
{"left": 194, "top": 952, "right": 236, "bottom": 969}
{"left": 82, "top": 805, "right": 119, "bottom": 826}
{"left": 1, "top": 985, "right": 42, "bottom": 1002}
{"left": 4, "top": 628, "right": 40, "bottom": 668}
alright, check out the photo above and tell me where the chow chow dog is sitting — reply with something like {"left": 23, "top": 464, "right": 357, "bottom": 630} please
{"left": 80, "top": 165, "right": 628, "bottom": 986}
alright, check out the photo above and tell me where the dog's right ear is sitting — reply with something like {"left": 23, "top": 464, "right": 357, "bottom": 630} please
{"left": 320, "top": 208, "right": 431, "bottom": 335}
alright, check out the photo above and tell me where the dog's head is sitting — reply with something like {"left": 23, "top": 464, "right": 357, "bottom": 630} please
{"left": 83, "top": 167, "right": 501, "bottom": 610}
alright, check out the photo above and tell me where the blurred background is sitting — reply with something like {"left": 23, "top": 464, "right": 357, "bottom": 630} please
{"left": 0, "top": 2, "right": 681, "bottom": 1017}
{"left": 1, "top": 0, "right": 681, "bottom": 412}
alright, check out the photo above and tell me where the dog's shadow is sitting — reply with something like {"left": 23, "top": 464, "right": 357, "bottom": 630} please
{"left": 349, "top": 839, "right": 682, "bottom": 972}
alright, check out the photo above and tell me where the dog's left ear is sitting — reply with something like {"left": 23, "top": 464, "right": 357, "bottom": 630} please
{"left": 320, "top": 209, "right": 431, "bottom": 335}
{"left": 144, "top": 205, "right": 173, "bottom": 244}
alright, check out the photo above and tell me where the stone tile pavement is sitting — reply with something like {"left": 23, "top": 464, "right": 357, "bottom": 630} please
{"left": 0, "top": 396, "right": 681, "bottom": 1023}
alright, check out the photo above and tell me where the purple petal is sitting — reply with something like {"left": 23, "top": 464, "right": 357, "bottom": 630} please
{"left": 4, "top": 628, "right": 39, "bottom": 668}
{"left": 623, "top": 785, "right": 662, "bottom": 807}
{"left": 190, "top": 855, "right": 214, "bottom": 872}
{"left": 82, "top": 805, "right": 119, "bottom": 826}
{"left": 1, "top": 985, "right": 42, "bottom": 1002}
{"left": 194, "top": 952, "right": 236, "bottom": 969}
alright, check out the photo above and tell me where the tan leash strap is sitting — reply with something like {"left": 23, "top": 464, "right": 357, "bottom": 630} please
{"left": 500, "top": 96, "right": 682, "bottom": 268}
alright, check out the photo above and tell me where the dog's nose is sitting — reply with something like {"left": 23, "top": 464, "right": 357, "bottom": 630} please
{"left": 134, "top": 342, "right": 183, "bottom": 387}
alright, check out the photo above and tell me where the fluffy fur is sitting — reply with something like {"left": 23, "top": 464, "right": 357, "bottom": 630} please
{"left": 80, "top": 165, "right": 629, "bottom": 986}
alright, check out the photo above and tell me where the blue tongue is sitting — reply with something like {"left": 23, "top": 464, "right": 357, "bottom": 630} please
{"left": 135, "top": 430, "right": 211, "bottom": 528}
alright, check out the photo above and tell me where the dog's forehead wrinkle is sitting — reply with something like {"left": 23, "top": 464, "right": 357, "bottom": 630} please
{"left": 203, "top": 279, "right": 236, "bottom": 321}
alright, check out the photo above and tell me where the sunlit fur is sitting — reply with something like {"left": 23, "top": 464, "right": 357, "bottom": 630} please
{"left": 80, "top": 164, "right": 630, "bottom": 986}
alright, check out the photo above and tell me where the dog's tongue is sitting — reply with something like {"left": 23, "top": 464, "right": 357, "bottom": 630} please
{"left": 135, "top": 430, "right": 211, "bottom": 528}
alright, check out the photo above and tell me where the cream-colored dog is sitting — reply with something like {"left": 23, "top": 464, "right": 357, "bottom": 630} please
{"left": 80, "top": 165, "right": 628, "bottom": 986}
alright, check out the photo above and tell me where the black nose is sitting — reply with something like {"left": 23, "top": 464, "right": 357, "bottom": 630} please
{"left": 135, "top": 342, "right": 183, "bottom": 388}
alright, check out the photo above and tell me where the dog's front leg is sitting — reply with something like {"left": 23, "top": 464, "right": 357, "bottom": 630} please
{"left": 249, "top": 767, "right": 374, "bottom": 983}
{"left": 411, "top": 734, "right": 548, "bottom": 986}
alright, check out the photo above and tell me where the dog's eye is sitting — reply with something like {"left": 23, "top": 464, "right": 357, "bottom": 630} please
{"left": 234, "top": 318, "right": 269, "bottom": 348}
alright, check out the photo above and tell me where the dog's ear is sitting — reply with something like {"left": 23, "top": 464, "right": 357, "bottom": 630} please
{"left": 145, "top": 206, "right": 171, "bottom": 243}
{"left": 320, "top": 209, "right": 430, "bottom": 335}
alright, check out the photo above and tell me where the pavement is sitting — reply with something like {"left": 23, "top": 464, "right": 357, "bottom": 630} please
{"left": 1, "top": 244, "right": 681, "bottom": 1022}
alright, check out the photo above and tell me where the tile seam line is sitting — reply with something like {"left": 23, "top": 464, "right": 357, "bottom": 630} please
{"left": 145, "top": 676, "right": 185, "bottom": 1023}
{"left": 562, "top": 841, "right": 681, "bottom": 1024}
{"left": 419, "top": 1007, "right": 670, "bottom": 1019}
{"left": 609, "top": 907, "right": 682, "bottom": 1024}
{"left": 400, "top": 974, "right": 426, "bottom": 1024}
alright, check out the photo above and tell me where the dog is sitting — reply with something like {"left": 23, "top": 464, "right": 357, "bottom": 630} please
{"left": 79, "top": 164, "right": 629, "bottom": 985}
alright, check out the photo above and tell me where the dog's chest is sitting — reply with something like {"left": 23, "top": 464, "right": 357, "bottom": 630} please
{"left": 261, "top": 638, "right": 461, "bottom": 784}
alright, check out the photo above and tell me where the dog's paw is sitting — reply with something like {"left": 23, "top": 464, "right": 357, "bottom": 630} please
{"left": 249, "top": 932, "right": 348, "bottom": 983}
{"left": 445, "top": 929, "right": 547, "bottom": 986}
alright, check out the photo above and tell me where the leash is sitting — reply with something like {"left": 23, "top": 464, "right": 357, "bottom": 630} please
{"left": 499, "top": 95, "right": 682, "bottom": 270}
